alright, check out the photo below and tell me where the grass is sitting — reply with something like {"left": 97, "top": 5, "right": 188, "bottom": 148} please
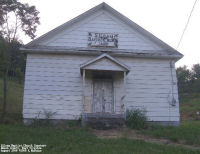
{"left": 179, "top": 93, "right": 200, "bottom": 120}
{"left": 0, "top": 124, "right": 199, "bottom": 154}
{"left": 0, "top": 78, "right": 24, "bottom": 113}
{"left": 139, "top": 120, "right": 200, "bottom": 145}
{"left": 0, "top": 78, "right": 24, "bottom": 123}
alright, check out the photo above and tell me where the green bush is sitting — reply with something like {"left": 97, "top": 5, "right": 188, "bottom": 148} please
{"left": 125, "top": 109, "right": 148, "bottom": 130}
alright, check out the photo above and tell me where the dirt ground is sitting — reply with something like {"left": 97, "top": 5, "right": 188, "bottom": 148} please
{"left": 92, "top": 128, "right": 200, "bottom": 150}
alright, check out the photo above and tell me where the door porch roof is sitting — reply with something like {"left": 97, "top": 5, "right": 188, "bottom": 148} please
{"left": 80, "top": 53, "right": 130, "bottom": 73}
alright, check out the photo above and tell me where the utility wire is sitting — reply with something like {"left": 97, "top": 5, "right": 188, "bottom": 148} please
{"left": 176, "top": 0, "right": 198, "bottom": 49}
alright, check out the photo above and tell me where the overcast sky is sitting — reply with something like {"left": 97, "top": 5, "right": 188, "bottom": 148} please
{"left": 19, "top": 0, "right": 200, "bottom": 68}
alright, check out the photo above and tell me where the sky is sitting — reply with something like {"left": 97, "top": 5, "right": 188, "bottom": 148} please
{"left": 19, "top": 0, "right": 200, "bottom": 68}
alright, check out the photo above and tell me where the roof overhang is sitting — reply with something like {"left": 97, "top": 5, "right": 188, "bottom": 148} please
{"left": 20, "top": 46, "right": 183, "bottom": 61}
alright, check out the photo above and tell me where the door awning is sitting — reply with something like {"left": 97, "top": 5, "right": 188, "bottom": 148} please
{"left": 80, "top": 53, "right": 130, "bottom": 73}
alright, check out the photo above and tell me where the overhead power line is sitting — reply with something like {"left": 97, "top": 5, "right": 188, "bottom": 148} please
{"left": 176, "top": 0, "right": 198, "bottom": 49}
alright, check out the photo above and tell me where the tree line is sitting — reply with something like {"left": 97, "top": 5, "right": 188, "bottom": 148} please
{"left": 0, "top": 41, "right": 25, "bottom": 83}
{"left": 177, "top": 64, "right": 200, "bottom": 93}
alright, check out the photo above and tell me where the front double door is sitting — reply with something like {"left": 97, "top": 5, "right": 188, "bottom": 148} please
{"left": 93, "top": 79, "right": 114, "bottom": 113}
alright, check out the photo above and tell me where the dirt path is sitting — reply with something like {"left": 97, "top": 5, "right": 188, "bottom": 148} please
{"left": 92, "top": 128, "right": 200, "bottom": 150}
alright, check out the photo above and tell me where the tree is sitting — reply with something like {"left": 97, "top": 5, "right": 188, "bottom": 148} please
{"left": 0, "top": 0, "right": 40, "bottom": 122}
{"left": 6, "top": 41, "right": 25, "bottom": 80}
{"left": 176, "top": 66, "right": 192, "bottom": 93}
{"left": 176, "top": 64, "right": 200, "bottom": 93}
{"left": 191, "top": 64, "right": 200, "bottom": 93}
{"left": 0, "top": 37, "right": 9, "bottom": 122}
{"left": 0, "top": 0, "right": 40, "bottom": 41}
{"left": 192, "top": 64, "right": 200, "bottom": 80}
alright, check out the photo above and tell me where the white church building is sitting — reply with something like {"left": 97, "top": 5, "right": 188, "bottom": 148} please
{"left": 21, "top": 3, "right": 183, "bottom": 126}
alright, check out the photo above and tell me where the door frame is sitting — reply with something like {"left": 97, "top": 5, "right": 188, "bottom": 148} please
{"left": 92, "top": 78, "right": 114, "bottom": 113}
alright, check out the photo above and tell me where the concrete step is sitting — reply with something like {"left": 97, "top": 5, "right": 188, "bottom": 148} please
{"left": 84, "top": 113, "right": 125, "bottom": 129}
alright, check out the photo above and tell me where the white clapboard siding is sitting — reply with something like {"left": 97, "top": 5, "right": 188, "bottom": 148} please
{"left": 24, "top": 95, "right": 81, "bottom": 101}
{"left": 116, "top": 57, "right": 179, "bottom": 121}
{"left": 23, "top": 54, "right": 93, "bottom": 120}
{"left": 148, "top": 117, "right": 180, "bottom": 121}
{"left": 23, "top": 114, "right": 81, "bottom": 120}
{"left": 126, "top": 98, "right": 175, "bottom": 104}
{"left": 24, "top": 101, "right": 81, "bottom": 107}
{"left": 23, "top": 54, "right": 179, "bottom": 121}
{"left": 38, "top": 10, "right": 162, "bottom": 51}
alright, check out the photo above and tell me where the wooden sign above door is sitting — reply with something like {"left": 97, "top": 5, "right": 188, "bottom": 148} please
{"left": 88, "top": 32, "right": 118, "bottom": 48}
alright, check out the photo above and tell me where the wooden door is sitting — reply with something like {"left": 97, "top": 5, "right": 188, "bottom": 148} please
{"left": 93, "top": 79, "right": 113, "bottom": 113}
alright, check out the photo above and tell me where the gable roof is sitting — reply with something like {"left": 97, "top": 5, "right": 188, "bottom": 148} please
{"left": 21, "top": 2, "right": 183, "bottom": 60}
{"left": 80, "top": 53, "right": 130, "bottom": 73}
